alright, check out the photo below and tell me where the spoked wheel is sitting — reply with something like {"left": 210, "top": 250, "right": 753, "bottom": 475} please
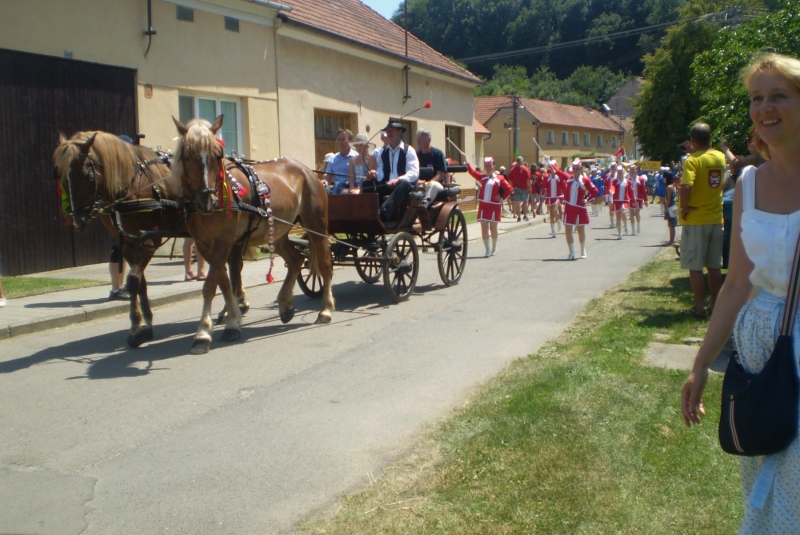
{"left": 437, "top": 208, "right": 468, "bottom": 286}
{"left": 355, "top": 249, "right": 382, "bottom": 284}
{"left": 383, "top": 232, "right": 419, "bottom": 303}
{"left": 297, "top": 260, "right": 324, "bottom": 298}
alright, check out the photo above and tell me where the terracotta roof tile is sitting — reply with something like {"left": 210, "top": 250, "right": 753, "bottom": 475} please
{"left": 475, "top": 96, "right": 624, "bottom": 132}
{"left": 279, "top": 0, "right": 480, "bottom": 84}
{"left": 474, "top": 118, "right": 490, "bottom": 135}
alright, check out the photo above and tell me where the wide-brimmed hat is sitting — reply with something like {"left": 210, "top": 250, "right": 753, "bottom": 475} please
{"left": 382, "top": 118, "right": 407, "bottom": 132}
{"left": 350, "top": 134, "right": 375, "bottom": 150}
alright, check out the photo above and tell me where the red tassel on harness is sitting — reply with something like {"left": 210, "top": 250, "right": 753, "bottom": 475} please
{"left": 266, "top": 257, "right": 275, "bottom": 283}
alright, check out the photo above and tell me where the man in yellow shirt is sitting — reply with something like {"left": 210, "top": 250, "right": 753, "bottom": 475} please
{"left": 679, "top": 122, "right": 726, "bottom": 317}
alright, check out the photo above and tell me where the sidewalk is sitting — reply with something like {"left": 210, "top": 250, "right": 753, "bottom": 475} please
{"left": 0, "top": 212, "right": 545, "bottom": 341}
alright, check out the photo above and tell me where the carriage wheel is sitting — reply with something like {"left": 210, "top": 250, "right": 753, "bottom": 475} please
{"left": 437, "top": 208, "right": 468, "bottom": 286}
{"left": 383, "top": 232, "right": 419, "bottom": 303}
{"left": 355, "top": 249, "right": 382, "bottom": 284}
{"left": 297, "top": 261, "right": 324, "bottom": 299}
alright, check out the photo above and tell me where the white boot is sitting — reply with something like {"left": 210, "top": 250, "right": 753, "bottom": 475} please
{"left": 637, "top": 221, "right": 641, "bottom": 234}
{"left": 567, "top": 242, "right": 575, "bottom": 260}
{"left": 623, "top": 220, "right": 629, "bottom": 235}
{"left": 580, "top": 242, "right": 587, "bottom": 258}
{"left": 617, "top": 222, "right": 622, "bottom": 239}
{"left": 631, "top": 220, "right": 636, "bottom": 236}
{"left": 550, "top": 223, "right": 556, "bottom": 238}
{"left": 484, "top": 239, "right": 491, "bottom": 257}
{"left": 491, "top": 238, "right": 498, "bottom": 256}
{"left": 557, "top": 219, "right": 562, "bottom": 232}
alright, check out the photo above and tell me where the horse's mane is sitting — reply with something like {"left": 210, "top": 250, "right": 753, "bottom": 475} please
{"left": 53, "top": 131, "right": 140, "bottom": 197}
{"left": 171, "top": 119, "right": 224, "bottom": 184}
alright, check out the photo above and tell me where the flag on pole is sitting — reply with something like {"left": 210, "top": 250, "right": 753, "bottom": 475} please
{"left": 615, "top": 146, "right": 625, "bottom": 160}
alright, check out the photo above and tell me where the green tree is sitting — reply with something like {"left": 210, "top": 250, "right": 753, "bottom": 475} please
{"left": 632, "top": 0, "right": 765, "bottom": 162}
{"left": 694, "top": 2, "right": 800, "bottom": 155}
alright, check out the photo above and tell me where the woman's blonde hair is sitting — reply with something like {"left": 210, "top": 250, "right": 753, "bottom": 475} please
{"left": 741, "top": 53, "right": 800, "bottom": 160}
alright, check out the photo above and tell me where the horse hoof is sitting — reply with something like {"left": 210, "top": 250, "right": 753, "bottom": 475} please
{"left": 315, "top": 314, "right": 332, "bottom": 325}
{"left": 216, "top": 310, "right": 227, "bottom": 325}
{"left": 239, "top": 301, "right": 250, "bottom": 315}
{"left": 127, "top": 326, "right": 154, "bottom": 348}
{"left": 220, "top": 327, "right": 241, "bottom": 342}
{"left": 280, "top": 308, "right": 295, "bottom": 324}
{"left": 189, "top": 339, "right": 211, "bottom": 355}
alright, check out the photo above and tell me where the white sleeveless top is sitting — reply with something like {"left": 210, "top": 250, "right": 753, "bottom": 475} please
{"left": 740, "top": 166, "right": 800, "bottom": 297}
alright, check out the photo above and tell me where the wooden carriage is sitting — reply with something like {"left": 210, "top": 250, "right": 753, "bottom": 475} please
{"left": 292, "top": 167, "right": 470, "bottom": 303}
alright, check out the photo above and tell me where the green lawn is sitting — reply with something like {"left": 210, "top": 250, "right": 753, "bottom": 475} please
{"left": 303, "top": 250, "right": 741, "bottom": 534}
{"left": 0, "top": 276, "right": 103, "bottom": 298}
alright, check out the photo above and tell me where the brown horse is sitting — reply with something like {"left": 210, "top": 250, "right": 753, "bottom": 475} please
{"left": 172, "top": 116, "right": 334, "bottom": 354}
{"left": 53, "top": 131, "right": 184, "bottom": 347}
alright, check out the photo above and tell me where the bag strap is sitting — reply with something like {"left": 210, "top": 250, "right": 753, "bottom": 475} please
{"left": 780, "top": 230, "right": 800, "bottom": 335}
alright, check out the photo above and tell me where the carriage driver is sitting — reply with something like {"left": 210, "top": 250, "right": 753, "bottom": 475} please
{"left": 365, "top": 118, "right": 420, "bottom": 221}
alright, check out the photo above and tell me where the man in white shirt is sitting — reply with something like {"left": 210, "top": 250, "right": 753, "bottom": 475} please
{"left": 366, "top": 118, "right": 419, "bottom": 221}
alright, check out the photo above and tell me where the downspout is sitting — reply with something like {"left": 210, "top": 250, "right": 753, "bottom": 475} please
{"left": 535, "top": 122, "right": 540, "bottom": 164}
{"left": 143, "top": 0, "right": 157, "bottom": 57}
{"left": 274, "top": 18, "right": 282, "bottom": 157}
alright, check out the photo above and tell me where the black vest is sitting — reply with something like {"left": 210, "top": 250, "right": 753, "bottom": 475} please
{"left": 380, "top": 145, "right": 408, "bottom": 182}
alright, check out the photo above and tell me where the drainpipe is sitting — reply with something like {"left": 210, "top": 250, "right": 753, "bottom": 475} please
{"left": 143, "top": 0, "right": 157, "bottom": 57}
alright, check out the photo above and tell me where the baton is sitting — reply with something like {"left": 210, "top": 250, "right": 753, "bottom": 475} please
{"left": 446, "top": 137, "right": 466, "bottom": 158}
{"left": 532, "top": 137, "right": 550, "bottom": 164}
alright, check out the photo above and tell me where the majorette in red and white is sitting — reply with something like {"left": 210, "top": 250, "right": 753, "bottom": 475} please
{"left": 542, "top": 162, "right": 567, "bottom": 237}
{"left": 467, "top": 157, "right": 511, "bottom": 256}
{"left": 627, "top": 165, "right": 648, "bottom": 235}
{"left": 555, "top": 159, "right": 599, "bottom": 259}
{"left": 611, "top": 165, "right": 633, "bottom": 239}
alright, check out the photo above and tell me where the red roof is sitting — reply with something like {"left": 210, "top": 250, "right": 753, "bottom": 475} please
{"left": 474, "top": 118, "right": 490, "bottom": 135}
{"left": 278, "top": 0, "right": 481, "bottom": 84}
{"left": 475, "top": 96, "right": 624, "bottom": 132}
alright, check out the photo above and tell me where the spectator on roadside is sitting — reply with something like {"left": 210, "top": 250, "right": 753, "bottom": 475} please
{"left": 183, "top": 238, "right": 207, "bottom": 282}
{"left": 324, "top": 129, "right": 358, "bottom": 194}
{"left": 678, "top": 122, "right": 726, "bottom": 317}
{"left": 663, "top": 170, "right": 678, "bottom": 246}
{"left": 108, "top": 238, "right": 130, "bottom": 300}
{"left": 681, "top": 52, "right": 800, "bottom": 532}
{"left": 0, "top": 279, "right": 6, "bottom": 308}
{"left": 508, "top": 156, "right": 532, "bottom": 221}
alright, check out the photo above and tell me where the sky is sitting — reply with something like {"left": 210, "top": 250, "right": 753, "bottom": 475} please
{"left": 362, "top": 0, "right": 401, "bottom": 20}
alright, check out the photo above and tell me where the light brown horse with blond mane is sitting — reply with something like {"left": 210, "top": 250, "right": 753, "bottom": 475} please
{"left": 172, "top": 116, "right": 334, "bottom": 354}
{"left": 53, "top": 131, "right": 183, "bottom": 347}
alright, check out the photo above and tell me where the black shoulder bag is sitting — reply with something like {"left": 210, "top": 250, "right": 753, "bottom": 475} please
{"left": 719, "top": 234, "right": 800, "bottom": 456}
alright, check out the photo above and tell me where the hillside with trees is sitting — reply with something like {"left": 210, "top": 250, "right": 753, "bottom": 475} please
{"left": 389, "top": 0, "right": 790, "bottom": 163}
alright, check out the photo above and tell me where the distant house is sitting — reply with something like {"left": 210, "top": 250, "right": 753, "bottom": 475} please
{"left": 475, "top": 96, "right": 631, "bottom": 170}
{"left": 0, "top": 0, "right": 480, "bottom": 275}
{"left": 605, "top": 78, "right": 644, "bottom": 160}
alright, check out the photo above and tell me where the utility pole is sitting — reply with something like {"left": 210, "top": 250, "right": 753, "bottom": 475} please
{"left": 511, "top": 94, "right": 520, "bottom": 159}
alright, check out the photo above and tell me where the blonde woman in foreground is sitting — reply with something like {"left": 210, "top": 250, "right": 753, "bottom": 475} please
{"left": 681, "top": 53, "right": 800, "bottom": 533}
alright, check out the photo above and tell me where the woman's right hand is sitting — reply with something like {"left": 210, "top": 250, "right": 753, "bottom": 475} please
{"left": 681, "top": 367, "right": 709, "bottom": 427}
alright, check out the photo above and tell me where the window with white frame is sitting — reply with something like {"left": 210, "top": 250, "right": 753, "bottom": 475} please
{"left": 179, "top": 94, "right": 241, "bottom": 156}
{"left": 573, "top": 132, "right": 579, "bottom": 146}
{"left": 596, "top": 134, "right": 603, "bottom": 147}
{"left": 546, "top": 130, "right": 554, "bottom": 144}
{"left": 584, "top": 133, "right": 591, "bottom": 146}
{"left": 612, "top": 135, "right": 618, "bottom": 148}
{"left": 561, "top": 131, "right": 568, "bottom": 145}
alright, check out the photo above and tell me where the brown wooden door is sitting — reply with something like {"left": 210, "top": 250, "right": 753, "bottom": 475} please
{"left": 314, "top": 111, "right": 351, "bottom": 171}
{"left": 0, "top": 48, "right": 136, "bottom": 275}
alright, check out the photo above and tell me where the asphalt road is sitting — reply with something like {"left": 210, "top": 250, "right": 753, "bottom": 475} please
{"left": 0, "top": 208, "right": 670, "bottom": 535}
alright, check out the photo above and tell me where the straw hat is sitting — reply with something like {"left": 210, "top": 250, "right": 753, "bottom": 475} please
{"left": 350, "top": 134, "right": 375, "bottom": 151}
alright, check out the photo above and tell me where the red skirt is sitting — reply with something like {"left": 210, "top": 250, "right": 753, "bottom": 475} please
{"left": 478, "top": 202, "right": 501, "bottom": 222}
{"left": 564, "top": 204, "right": 589, "bottom": 226}
{"left": 633, "top": 199, "right": 644, "bottom": 209}
{"left": 613, "top": 200, "right": 629, "bottom": 212}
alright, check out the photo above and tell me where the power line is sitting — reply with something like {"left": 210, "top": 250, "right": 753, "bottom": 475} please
{"left": 456, "top": 9, "right": 764, "bottom": 65}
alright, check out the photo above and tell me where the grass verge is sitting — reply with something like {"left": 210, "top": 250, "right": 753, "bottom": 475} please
{"left": 303, "top": 249, "right": 741, "bottom": 534}
{"left": 0, "top": 276, "right": 103, "bottom": 298}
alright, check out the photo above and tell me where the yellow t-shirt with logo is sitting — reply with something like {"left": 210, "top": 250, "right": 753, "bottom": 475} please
{"left": 679, "top": 149, "right": 725, "bottom": 225}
